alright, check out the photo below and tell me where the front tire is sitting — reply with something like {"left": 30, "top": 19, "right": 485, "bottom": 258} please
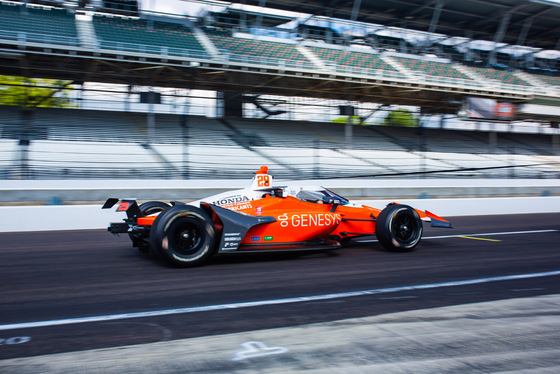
{"left": 375, "top": 204, "right": 422, "bottom": 252}
{"left": 150, "top": 205, "right": 216, "bottom": 267}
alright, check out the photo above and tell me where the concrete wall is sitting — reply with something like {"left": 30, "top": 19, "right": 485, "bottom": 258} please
{"left": 2, "top": 196, "right": 559, "bottom": 233}
{"left": 1, "top": 179, "right": 560, "bottom": 203}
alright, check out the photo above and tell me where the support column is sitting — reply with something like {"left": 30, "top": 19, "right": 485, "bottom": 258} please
{"left": 126, "top": 84, "right": 132, "bottom": 112}
{"left": 18, "top": 109, "right": 33, "bottom": 179}
{"left": 146, "top": 88, "right": 156, "bottom": 144}
{"left": 489, "top": 131, "right": 497, "bottom": 154}
{"left": 428, "top": 0, "right": 445, "bottom": 34}
{"left": 489, "top": 11, "right": 513, "bottom": 65}
{"left": 345, "top": 117, "right": 353, "bottom": 149}
{"left": 180, "top": 99, "right": 190, "bottom": 179}
{"left": 351, "top": 0, "right": 362, "bottom": 21}
{"left": 516, "top": 16, "right": 533, "bottom": 46}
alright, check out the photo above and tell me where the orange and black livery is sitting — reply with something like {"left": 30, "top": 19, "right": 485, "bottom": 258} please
{"left": 103, "top": 166, "right": 451, "bottom": 267}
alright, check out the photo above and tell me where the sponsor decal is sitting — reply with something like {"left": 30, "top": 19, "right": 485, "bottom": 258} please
{"left": 228, "top": 203, "right": 252, "bottom": 211}
{"left": 278, "top": 213, "right": 341, "bottom": 228}
{"left": 213, "top": 196, "right": 250, "bottom": 206}
{"left": 222, "top": 232, "right": 242, "bottom": 251}
{"left": 213, "top": 196, "right": 252, "bottom": 211}
{"left": 251, "top": 236, "right": 260, "bottom": 242}
{"left": 278, "top": 213, "right": 289, "bottom": 227}
{"left": 264, "top": 236, "right": 273, "bottom": 241}
{"left": 255, "top": 206, "right": 263, "bottom": 215}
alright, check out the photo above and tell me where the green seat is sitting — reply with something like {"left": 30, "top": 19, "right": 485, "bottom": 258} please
{"left": 206, "top": 30, "right": 310, "bottom": 67}
{"left": 0, "top": 3, "right": 78, "bottom": 44}
{"left": 93, "top": 16, "right": 204, "bottom": 55}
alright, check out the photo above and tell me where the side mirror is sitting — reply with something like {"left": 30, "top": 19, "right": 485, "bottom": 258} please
{"left": 322, "top": 196, "right": 340, "bottom": 212}
{"left": 322, "top": 196, "right": 340, "bottom": 204}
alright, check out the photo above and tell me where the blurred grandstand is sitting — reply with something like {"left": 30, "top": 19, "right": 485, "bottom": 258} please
{"left": 0, "top": 0, "right": 559, "bottom": 179}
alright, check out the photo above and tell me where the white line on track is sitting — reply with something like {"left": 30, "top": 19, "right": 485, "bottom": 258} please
{"left": 356, "top": 229, "right": 559, "bottom": 243}
{"left": 1, "top": 270, "right": 560, "bottom": 331}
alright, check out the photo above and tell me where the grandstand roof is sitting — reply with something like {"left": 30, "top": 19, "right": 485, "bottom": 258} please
{"left": 236, "top": 0, "right": 560, "bottom": 50}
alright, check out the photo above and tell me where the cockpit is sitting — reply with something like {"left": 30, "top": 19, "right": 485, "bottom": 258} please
{"left": 295, "top": 188, "right": 349, "bottom": 205}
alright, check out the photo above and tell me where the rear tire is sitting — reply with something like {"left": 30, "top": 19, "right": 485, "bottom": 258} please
{"left": 150, "top": 205, "right": 216, "bottom": 267}
{"left": 139, "top": 201, "right": 170, "bottom": 216}
{"left": 375, "top": 204, "right": 422, "bottom": 252}
{"left": 131, "top": 201, "right": 171, "bottom": 253}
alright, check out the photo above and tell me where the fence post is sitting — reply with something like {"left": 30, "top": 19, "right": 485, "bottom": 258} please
{"left": 17, "top": 109, "right": 34, "bottom": 180}
{"left": 181, "top": 115, "right": 189, "bottom": 179}
{"left": 417, "top": 124, "right": 426, "bottom": 178}
{"left": 345, "top": 116, "right": 353, "bottom": 149}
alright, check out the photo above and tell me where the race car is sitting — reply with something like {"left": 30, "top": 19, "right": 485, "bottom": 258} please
{"left": 103, "top": 166, "right": 451, "bottom": 267}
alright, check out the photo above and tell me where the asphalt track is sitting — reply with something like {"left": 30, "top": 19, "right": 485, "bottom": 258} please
{"left": 1, "top": 213, "right": 560, "bottom": 372}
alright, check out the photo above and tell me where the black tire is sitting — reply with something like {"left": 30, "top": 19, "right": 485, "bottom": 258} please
{"left": 375, "top": 204, "right": 423, "bottom": 252}
{"left": 130, "top": 201, "right": 170, "bottom": 253}
{"left": 139, "top": 201, "right": 170, "bottom": 216}
{"left": 150, "top": 205, "right": 216, "bottom": 267}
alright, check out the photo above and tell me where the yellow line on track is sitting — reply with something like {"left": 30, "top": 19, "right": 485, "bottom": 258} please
{"left": 458, "top": 236, "right": 502, "bottom": 242}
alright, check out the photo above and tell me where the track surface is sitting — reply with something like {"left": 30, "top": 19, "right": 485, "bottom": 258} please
{"left": 1, "top": 213, "right": 559, "bottom": 360}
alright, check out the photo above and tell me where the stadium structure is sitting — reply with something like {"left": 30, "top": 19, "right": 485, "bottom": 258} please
{"left": 1, "top": 0, "right": 560, "bottom": 179}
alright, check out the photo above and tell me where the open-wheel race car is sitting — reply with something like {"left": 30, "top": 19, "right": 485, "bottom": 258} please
{"left": 103, "top": 166, "right": 451, "bottom": 267}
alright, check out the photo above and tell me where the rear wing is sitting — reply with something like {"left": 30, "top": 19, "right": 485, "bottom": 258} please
{"left": 102, "top": 198, "right": 142, "bottom": 220}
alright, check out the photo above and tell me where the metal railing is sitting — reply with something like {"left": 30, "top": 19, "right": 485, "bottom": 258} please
{"left": 221, "top": 51, "right": 316, "bottom": 70}
{"left": 97, "top": 39, "right": 210, "bottom": 60}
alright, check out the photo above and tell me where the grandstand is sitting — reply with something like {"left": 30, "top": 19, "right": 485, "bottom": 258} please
{"left": 92, "top": 14, "right": 206, "bottom": 58}
{"left": 304, "top": 43, "right": 405, "bottom": 79}
{"left": 0, "top": 0, "right": 559, "bottom": 180}
{"left": 0, "top": 105, "right": 558, "bottom": 179}
{"left": 206, "top": 29, "right": 313, "bottom": 69}
{"left": 0, "top": 2, "right": 79, "bottom": 45}
{"left": 392, "top": 56, "right": 470, "bottom": 81}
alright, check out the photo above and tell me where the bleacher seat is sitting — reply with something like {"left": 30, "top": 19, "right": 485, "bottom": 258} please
{"left": 0, "top": 3, "right": 78, "bottom": 45}
{"left": 93, "top": 15, "right": 205, "bottom": 57}
{"left": 307, "top": 45, "right": 402, "bottom": 77}
{"left": 206, "top": 30, "right": 312, "bottom": 68}
{"left": 468, "top": 66, "right": 531, "bottom": 86}
{"left": 0, "top": 105, "right": 557, "bottom": 179}
{"left": 393, "top": 56, "right": 472, "bottom": 81}
{"left": 528, "top": 74, "right": 560, "bottom": 88}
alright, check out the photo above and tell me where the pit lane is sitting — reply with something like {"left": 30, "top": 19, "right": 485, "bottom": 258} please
{"left": 1, "top": 213, "right": 559, "bottom": 369}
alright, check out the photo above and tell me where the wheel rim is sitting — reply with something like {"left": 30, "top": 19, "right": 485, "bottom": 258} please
{"left": 392, "top": 212, "right": 416, "bottom": 242}
{"left": 171, "top": 220, "right": 202, "bottom": 255}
